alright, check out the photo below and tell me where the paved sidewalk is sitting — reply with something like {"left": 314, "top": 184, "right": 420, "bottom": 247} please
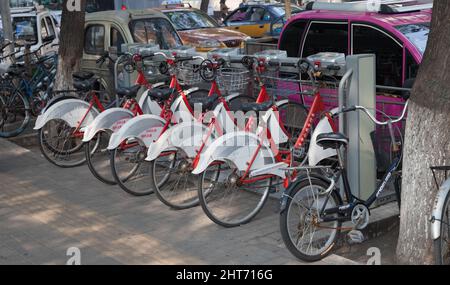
{"left": 0, "top": 138, "right": 357, "bottom": 265}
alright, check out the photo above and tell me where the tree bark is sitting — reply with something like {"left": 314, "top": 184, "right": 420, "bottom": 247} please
{"left": 54, "top": 0, "right": 87, "bottom": 91}
{"left": 396, "top": 0, "right": 450, "bottom": 264}
{"left": 0, "top": 0, "right": 14, "bottom": 55}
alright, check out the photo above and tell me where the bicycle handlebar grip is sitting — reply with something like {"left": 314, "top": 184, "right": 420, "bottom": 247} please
{"left": 229, "top": 58, "right": 243, "bottom": 64}
{"left": 281, "top": 62, "right": 298, "bottom": 68}
{"left": 141, "top": 53, "right": 155, "bottom": 60}
{"left": 175, "top": 56, "right": 194, "bottom": 63}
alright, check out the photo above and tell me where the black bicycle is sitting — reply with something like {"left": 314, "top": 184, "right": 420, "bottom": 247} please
{"left": 279, "top": 100, "right": 409, "bottom": 262}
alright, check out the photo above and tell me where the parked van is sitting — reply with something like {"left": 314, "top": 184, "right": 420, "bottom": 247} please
{"left": 81, "top": 9, "right": 183, "bottom": 96}
{"left": 0, "top": 5, "right": 59, "bottom": 56}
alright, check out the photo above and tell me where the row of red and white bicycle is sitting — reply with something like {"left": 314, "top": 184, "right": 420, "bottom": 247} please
{"left": 33, "top": 48, "right": 409, "bottom": 262}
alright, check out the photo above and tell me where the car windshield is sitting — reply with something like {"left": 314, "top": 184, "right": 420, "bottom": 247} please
{"left": 130, "top": 18, "right": 183, "bottom": 49}
{"left": 165, "top": 10, "right": 218, "bottom": 31}
{"left": 270, "top": 5, "right": 302, "bottom": 17}
{"left": 396, "top": 22, "right": 430, "bottom": 55}
{"left": 0, "top": 16, "right": 38, "bottom": 45}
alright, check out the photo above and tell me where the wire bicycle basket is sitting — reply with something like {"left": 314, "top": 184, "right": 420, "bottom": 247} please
{"left": 176, "top": 62, "right": 202, "bottom": 86}
{"left": 217, "top": 67, "right": 250, "bottom": 92}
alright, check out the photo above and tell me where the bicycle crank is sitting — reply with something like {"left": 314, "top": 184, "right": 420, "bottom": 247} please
{"left": 351, "top": 204, "right": 370, "bottom": 230}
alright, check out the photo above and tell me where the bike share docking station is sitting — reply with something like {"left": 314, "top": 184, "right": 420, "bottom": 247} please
{"left": 115, "top": 43, "right": 379, "bottom": 201}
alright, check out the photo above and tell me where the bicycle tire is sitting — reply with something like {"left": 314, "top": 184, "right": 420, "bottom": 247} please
{"left": 198, "top": 160, "right": 272, "bottom": 228}
{"left": 85, "top": 130, "right": 116, "bottom": 185}
{"left": 110, "top": 139, "right": 153, "bottom": 196}
{"left": 0, "top": 87, "right": 31, "bottom": 138}
{"left": 280, "top": 178, "right": 341, "bottom": 262}
{"left": 434, "top": 190, "right": 450, "bottom": 265}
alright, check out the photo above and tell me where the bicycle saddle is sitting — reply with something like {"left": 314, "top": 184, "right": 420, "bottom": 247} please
{"left": 116, "top": 85, "right": 141, "bottom": 99}
{"left": 147, "top": 88, "right": 174, "bottom": 102}
{"left": 189, "top": 94, "right": 218, "bottom": 112}
{"left": 73, "top": 78, "right": 98, "bottom": 92}
{"left": 238, "top": 101, "right": 273, "bottom": 113}
{"left": 316, "top": 132, "right": 348, "bottom": 150}
{"left": 72, "top": 71, "right": 95, "bottom": 81}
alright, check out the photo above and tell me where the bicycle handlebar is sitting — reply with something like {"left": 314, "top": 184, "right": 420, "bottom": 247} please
{"left": 337, "top": 101, "right": 409, "bottom": 126}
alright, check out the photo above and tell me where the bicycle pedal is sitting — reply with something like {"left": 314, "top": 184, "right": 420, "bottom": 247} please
{"left": 347, "top": 230, "right": 365, "bottom": 244}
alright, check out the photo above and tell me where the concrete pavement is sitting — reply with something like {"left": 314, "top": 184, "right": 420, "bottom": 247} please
{"left": 0, "top": 138, "right": 358, "bottom": 265}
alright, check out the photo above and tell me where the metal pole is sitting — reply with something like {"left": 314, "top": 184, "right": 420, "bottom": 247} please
{"left": 0, "top": 0, "right": 14, "bottom": 54}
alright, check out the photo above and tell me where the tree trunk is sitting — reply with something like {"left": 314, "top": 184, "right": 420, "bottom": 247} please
{"left": 54, "top": 0, "right": 87, "bottom": 91}
{"left": 200, "top": 0, "right": 210, "bottom": 13}
{"left": 396, "top": 0, "right": 450, "bottom": 264}
{"left": 0, "top": 0, "right": 14, "bottom": 55}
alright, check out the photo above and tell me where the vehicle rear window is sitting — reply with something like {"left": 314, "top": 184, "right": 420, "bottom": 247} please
{"left": 396, "top": 23, "right": 429, "bottom": 55}
{"left": 130, "top": 18, "right": 182, "bottom": 49}
{"left": 279, "top": 20, "right": 307, "bottom": 57}
{"left": 164, "top": 10, "right": 217, "bottom": 30}
{"left": 302, "top": 22, "right": 348, "bottom": 57}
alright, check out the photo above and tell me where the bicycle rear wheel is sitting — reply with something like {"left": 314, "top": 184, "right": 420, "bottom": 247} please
{"left": 85, "top": 130, "right": 116, "bottom": 185}
{"left": 110, "top": 139, "right": 153, "bottom": 196}
{"left": 434, "top": 190, "right": 450, "bottom": 265}
{"left": 280, "top": 178, "right": 341, "bottom": 262}
{"left": 150, "top": 149, "right": 200, "bottom": 210}
{"left": 277, "top": 100, "right": 309, "bottom": 162}
{"left": 38, "top": 119, "right": 92, "bottom": 168}
{"left": 0, "top": 87, "right": 31, "bottom": 138}
{"left": 198, "top": 160, "right": 271, "bottom": 228}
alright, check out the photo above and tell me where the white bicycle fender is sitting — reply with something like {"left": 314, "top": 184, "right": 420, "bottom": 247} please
{"left": 82, "top": 108, "right": 134, "bottom": 142}
{"left": 192, "top": 131, "right": 275, "bottom": 175}
{"left": 146, "top": 121, "right": 213, "bottom": 161}
{"left": 308, "top": 108, "right": 338, "bottom": 166}
{"left": 138, "top": 89, "right": 163, "bottom": 115}
{"left": 107, "top": 114, "right": 166, "bottom": 150}
{"left": 34, "top": 99, "right": 99, "bottom": 130}
{"left": 431, "top": 178, "right": 450, "bottom": 240}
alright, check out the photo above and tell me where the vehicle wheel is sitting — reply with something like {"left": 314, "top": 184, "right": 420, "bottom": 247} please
{"left": 0, "top": 88, "right": 31, "bottom": 138}
{"left": 198, "top": 160, "right": 271, "bottom": 228}
{"left": 110, "top": 139, "right": 153, "bottom": 196}
{"left": 280, "top": 178, "right": 341, "bottom": 262}
{"left": 434, "top": 191, "right": 450, "bottom": 265}
{"left": 85, "top": 130, "right": 116, "bottom": 185}
{"left": 150, "top": 149, "right": 200, "bottom": 210}
{"left": 38, "top": 119, "right": 92, "bottom": 168}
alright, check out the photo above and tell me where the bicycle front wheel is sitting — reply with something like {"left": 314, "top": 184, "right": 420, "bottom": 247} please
{"left": 280, "top": 178, "right": 341, "bottom": 262}
{"left": 110, "top": 139, "right": 153, "bottom": 196}
{"left": 434, "top": 190, "right": 450, "bottom": 265}
{"left": 198, "top": 160, "right": 271, "bottom": 228}
{"left": 85, "top": 130, "right": 116, "bottom": 185}
{"left": 0, "top": 88, "right": 31, "bottom": 138}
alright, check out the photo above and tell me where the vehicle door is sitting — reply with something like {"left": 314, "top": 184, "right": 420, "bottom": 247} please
{"left": 224, "top": 6, "right": 269, "bottom": 37}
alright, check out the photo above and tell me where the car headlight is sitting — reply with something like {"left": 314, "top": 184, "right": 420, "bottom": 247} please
{"left": 199, "top": 39, "right": 222, "bottom": 48}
